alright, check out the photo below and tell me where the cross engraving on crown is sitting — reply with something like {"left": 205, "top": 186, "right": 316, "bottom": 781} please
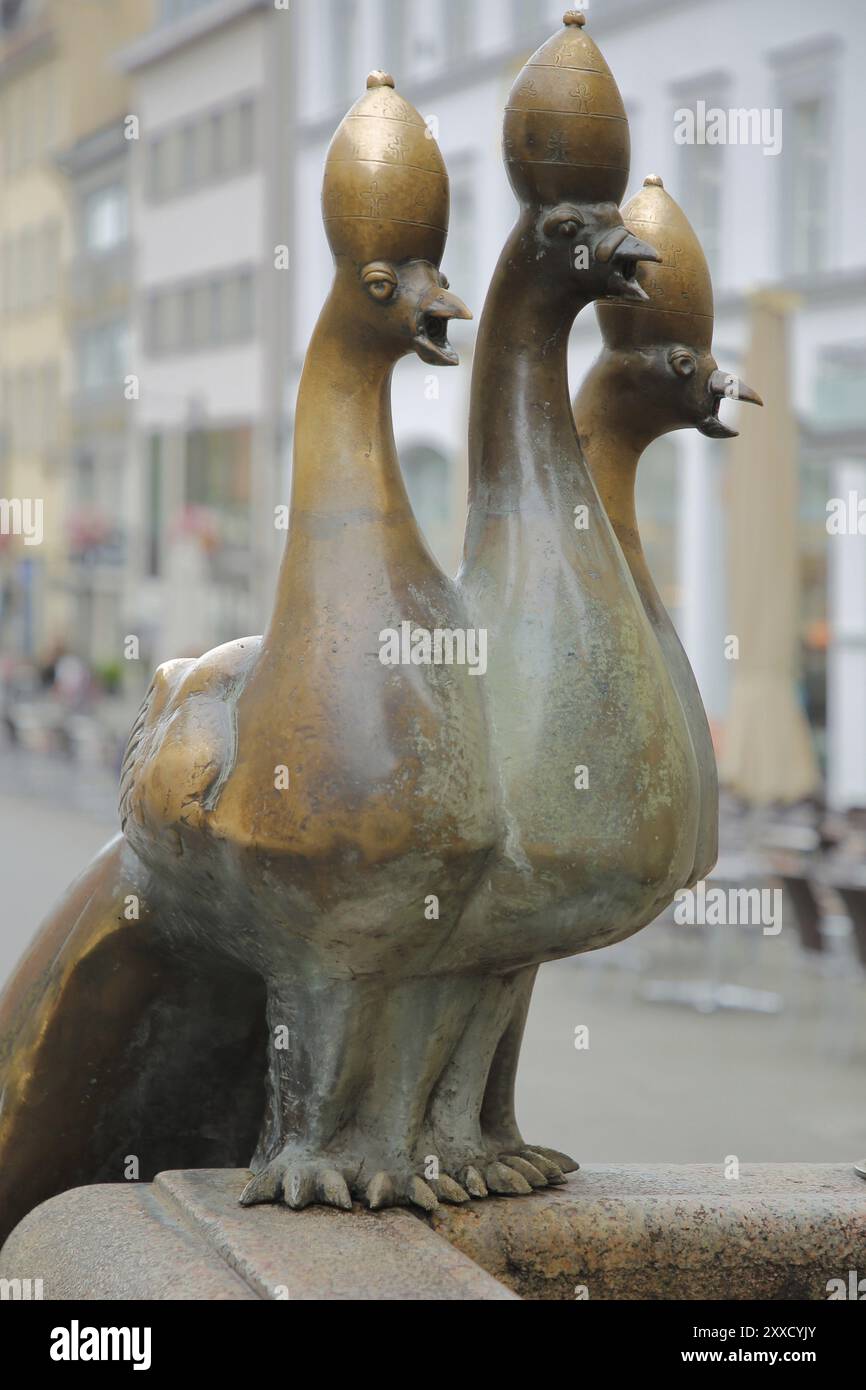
{"left": 386, "top": 133, "right": 409, "bottom": 163}
{"left": 547, "top": 130, "right": 568, "bottom": 162}
{"left": 366, "top": 179, "right": 388, "bottom": 218}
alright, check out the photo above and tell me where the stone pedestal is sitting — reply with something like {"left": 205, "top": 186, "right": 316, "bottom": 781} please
{"left": 432, "top": 1163, "right": 866, "bottom": 1300}
{"left": 1, "top": 1165, "right": 863, "bottom": 1300}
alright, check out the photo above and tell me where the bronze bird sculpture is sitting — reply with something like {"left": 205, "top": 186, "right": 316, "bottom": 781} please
{"left": 0, "top": 73, "right": 500, "bottom": 1238}
{"left": 452, "top": 14, "right": 705, "bottom": 1167}
{"left": 0, "top": 19, "right": 765, "bottom": 1242}
{"left": 575, "top": 174, "right": 762, "bottom": 888}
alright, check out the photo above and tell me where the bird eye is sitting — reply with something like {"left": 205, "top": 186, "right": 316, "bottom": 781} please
{"left": 367, "top": 278, "right": 395, "bottom": 301}
{"left": 362, "top": 262, "right": 398, "bottom": 301}
{"left": 670, "top": 349, "right": 696, "bottom": 378}
{"left": 543, "top": 208, "right": 585, "bottom": 240}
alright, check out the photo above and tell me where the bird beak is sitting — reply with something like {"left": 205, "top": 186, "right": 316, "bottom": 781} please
{"left": 597, "top": 228, "right": 662, "bottom": 302}
{"left": 699, "top": 369, "right": 764, "bottom": 438}
{"left": 414, "top": 289, "right": 473, "bottom": 367}
{"left": 422, "top": 288, "right": 473, "bottom": 322}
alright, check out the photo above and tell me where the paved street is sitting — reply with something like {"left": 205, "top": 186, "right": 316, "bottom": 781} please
{"left": 1, "top": 756, "right": 864, "bottom": 1169}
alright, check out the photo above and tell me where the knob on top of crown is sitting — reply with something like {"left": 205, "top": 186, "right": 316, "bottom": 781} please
{"left": 596, "top": 175, "right": 715, "bottom": 352}
{"left": 322, "top": 73, "right": 449, "bottom": 266}
{"left": 503, "top": 13, "right": 630, "bottom": 206}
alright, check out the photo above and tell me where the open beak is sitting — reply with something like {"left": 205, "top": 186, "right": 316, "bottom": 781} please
{"left": 414, "top": 288, "right": 472, "bottom": 367}
{"left": 597, "top": 227, "right": 662, "bottom": 302}
{"left": 699, "top": 369, "right": 764, "bottom": 438}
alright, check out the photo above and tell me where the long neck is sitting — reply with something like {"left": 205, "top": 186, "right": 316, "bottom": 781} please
{"left": 574, "top": 362, "right": 661, "bottom": 603}
{"left": 289, "top": 289, "right": 404, "bottom": 522}
{"left": 466, "top": 225, "right": 593, "bottom": 539}
{"left": 266, "top": 288, "right": 412, "bottom": 637}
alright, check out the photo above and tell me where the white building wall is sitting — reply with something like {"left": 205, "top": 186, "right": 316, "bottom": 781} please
{"left": 130, "top": 16, "right": 268, "bottom": 428}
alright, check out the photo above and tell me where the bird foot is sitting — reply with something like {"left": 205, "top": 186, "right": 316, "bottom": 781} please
{"left": 444, "top": 1148, "right": 576, "bottom": 1199}
{"left": 239, "top": 1142, "right": 578, "bottom": 1213}
{"left": 240, "top": 1157, "right": 354, "bottom": 1211}
{"left": 486, "top": 1147, "right": 576, "bottom": 1192}
{"left": 240, "top": 1152, "right": 476, "bottom": 1213}
{"left": 518, "top": 1144, "right": 579, "bottom": 1176}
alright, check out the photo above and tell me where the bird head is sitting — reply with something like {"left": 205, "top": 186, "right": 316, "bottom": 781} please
{"left": 322, "top": 72, "right": 470, "bottom": 365}
{"left": 342, "top": 258, "right": 471, "bottom": 367}
{"left": 527, "top": 200, "right": 661, "bottom": 307}
{"left": 502, "top": 14, "right": 658, "bottom": 309}
{"left": 594, "top": 176, "right": 763, "bottom": 443}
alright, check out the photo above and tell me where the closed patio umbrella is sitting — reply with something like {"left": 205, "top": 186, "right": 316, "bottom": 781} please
{"left": 720, "top": 289, "right": 819, "bottom": 804}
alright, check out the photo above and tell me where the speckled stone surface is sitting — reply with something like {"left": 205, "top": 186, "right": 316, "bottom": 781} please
{"left": 428, "top": 1164, "right": 866, "bottom": 1300}
{"left": 0, "top": 1182, "right": 257, "bottom": 1300}
{"left": 0, "top": 1169, "right": 517, "bottom": 1301}
{"left": 3, "top": 1165, "right": 862, "bottom": 1300}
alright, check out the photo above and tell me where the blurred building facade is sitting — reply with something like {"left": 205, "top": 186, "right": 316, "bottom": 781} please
{"left": 0, "top": 0, "right": 153, "bottom": 666}
{"left": 117, "top": 0, "right": 293, "bottom": 669}
{"left": 0, "top": 0, "right": 864, "bottom": 809}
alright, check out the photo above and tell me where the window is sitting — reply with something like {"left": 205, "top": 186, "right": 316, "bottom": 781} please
{"left": 192, "top": 282, "right": 210, "bottom": 349}
{"left": 80, "top": 321, "right": 129, "bottom": 392}
{"left": 179, "top": 286, "right": 196, "bottom": 352}
{"left": 84, "top": 183, "right": 128, "bottom": 253}
{"left": 208, "top": 279, "right": 223, "bottom": 342}
{"left": 238, "top": 98, "right": 256, "bottom": 170}
{"left": 185, "top": 427, "right": 251, "bottom": 513}
{"left": 773, "top": 37, "right": 838, "bottom": 278}
{"left": 160, "top": 0, "right": 219, "bottom": 23}
{"left": 233, "top": 270, "right": 255, "bottom": 340}
{"left": 146, "top": 96, "right": 258, "bottom": 203}
{"left": 673, "top": 78, "right": 728, "bottom": 283}
{"left": 787, "top": 97, "right": 829, "bottom": 275}
{"left": 148, "top": 137, "right": 166, "bottom": 201}
{"left": 146, "top": 268, "right": 256, "bottom": 358}
{"left": 813, "top": 345, "right": 866, "bottom": 429}
{"left": 208, "top": 109, "right": 226, "bottom": 180}
{"left": 180, "top": 122, "right": 198, "bottom": 188}
{"left": 446, "top": 175, "right": 477, "bottom": 306}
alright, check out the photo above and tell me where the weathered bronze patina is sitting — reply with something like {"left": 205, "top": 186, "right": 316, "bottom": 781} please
{"left": 454, "top": 14, "right": 701, "bottom": 1160}
{"left": 0, "top": 71, "right": 499, "bottom": 1237}
{"left": 0, "top": 17, "right": 763, "bottom": 1240}
{"left": 576, "top": 174, "right": 762, "bottom": 886}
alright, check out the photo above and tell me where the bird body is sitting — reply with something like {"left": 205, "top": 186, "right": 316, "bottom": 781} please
{"left": 0, "top": 27, "right": 763, "bottom": 1240}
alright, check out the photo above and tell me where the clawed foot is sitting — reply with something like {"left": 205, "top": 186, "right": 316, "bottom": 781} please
{"left": 240, "top": 1144, "right": 578, "bottom": 1213}
{"left": 239, "top": 1155, "right": 474, "bottom": 1214}
{"left": 483, "top": 1146, "right": 577, "bottom": 1194}
{"left": 240, "top": 1159, "right": 354, "bottom": 1211}
{"left": 519, "top": 1144, "right": 580, "bottom": 1176}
